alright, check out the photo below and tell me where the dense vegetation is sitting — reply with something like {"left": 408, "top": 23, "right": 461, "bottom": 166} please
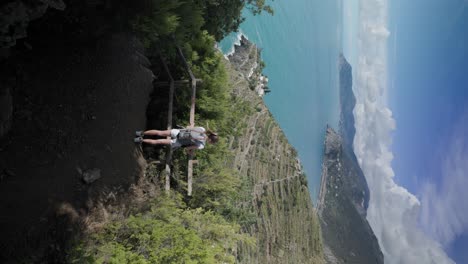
{"left": 69, "top": 195, "right": 254, "bottom": 263}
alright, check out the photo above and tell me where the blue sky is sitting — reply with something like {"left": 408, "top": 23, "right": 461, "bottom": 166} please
{"left": 389, "top": 0, "right": 468, "bottom": 193}
{"left": 389, "top": 0, "right": 468, "bottom": 263}
{"left": 343, "top": 0, "right": 468, "bottom": 263}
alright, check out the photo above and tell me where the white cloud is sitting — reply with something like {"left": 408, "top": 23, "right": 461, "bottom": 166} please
{"left": 353, "top": 0, "right": 455, "bottom": 263}
{"left": 420, "top": 112, "right": 468, "bottom": 247}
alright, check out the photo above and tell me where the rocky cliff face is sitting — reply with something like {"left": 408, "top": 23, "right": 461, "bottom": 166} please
{"left": 227, "top": 38, "right": 324, "bottom": 264}
{"left": 317, "top": 56, "right": 383, "bottom": 264}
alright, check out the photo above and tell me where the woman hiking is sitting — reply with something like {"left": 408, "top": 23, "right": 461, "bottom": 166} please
{"left": 134, "top": 127, "right": 218, "bottom": 151}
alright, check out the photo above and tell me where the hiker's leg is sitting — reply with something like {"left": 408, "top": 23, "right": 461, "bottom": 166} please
{"left": 142, "top": 139, "right": 172, "bottom": 145}
{"left": 143, "top": 130, "right": 171, "bottom": 137}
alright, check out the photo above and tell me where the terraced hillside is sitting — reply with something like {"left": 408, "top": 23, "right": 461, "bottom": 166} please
{"left": 226, "top": 38, "right": 324, "bottom": 264}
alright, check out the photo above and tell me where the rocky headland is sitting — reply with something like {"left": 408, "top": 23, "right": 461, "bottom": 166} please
{"left": 317, "top": 55, "right": 384, "bottom": 264}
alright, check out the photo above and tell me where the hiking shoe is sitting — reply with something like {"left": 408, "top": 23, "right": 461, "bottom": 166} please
{"left": 134, "top": 137, "right": 143, "bottom": 143}
{"left": 135, "top": 131, "right": 144, "bottom": 137}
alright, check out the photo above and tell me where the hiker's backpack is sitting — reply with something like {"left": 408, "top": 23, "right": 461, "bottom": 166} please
{"left": 177, "top": 127, "right": 206, "bottom": 147}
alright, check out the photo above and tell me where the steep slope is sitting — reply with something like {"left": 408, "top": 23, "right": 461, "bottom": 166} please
{"left": 317, "top": 56, "right": 383, "bottom": 264}
{"left": 317, "top": 127, "right": 383, "bottom": 264}
{"left": 227, "top": 37, "right": 324, "bottom": 264}
{"left": 0, "top": 33, "right": 152, "bottom": 262}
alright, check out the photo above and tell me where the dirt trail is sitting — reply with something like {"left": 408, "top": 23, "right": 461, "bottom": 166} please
{"left": 0, "top": 33, "right": 153, "bottom": 261}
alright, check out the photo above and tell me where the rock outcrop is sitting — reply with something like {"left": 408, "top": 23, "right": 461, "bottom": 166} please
{"left": 227, "top": 39, "right": 324, "bottom": 264}
{"left": 0, "top": 0, "right": 65, "bottom": 50}
{"left": 317, "top": 127, "right": 382, "bottom": 264}
{"left": 317, "top": 56, "right": 383, "bottom": 264}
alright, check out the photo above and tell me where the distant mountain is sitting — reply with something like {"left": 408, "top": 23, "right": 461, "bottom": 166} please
{"left": 337, "top": 54, "right": 370, "bottom": 214}
{"left": 317, "top": 55, "right": 383, "bottom": 264}
{"left": 338, "top": 54, "right": 356, "bottom": 150}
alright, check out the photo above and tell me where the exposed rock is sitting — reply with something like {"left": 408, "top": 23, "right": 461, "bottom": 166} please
{"left": 39, "top": 0, "right": 66, "bottom": 11}
{"left": 324, "top": 125, "right": 340, "bottom": 156}
{"left": 323, "top": 245, "right": 339, "bottom": 264}
{"left": 228, "top": 36, "right": 261, "bottom": 82}
{"left": 227, "top": 36, "right": 254, "bottom": 76}
{"left": 318, "top": 127, "right": 383, "bottom": 264}
{"left": 82, "top": 168, "right": 101, "bottom": 184}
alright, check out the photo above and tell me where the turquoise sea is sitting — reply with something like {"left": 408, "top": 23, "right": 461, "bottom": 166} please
{"left": 220, "top": 0, "right": 343, "bottom": 202}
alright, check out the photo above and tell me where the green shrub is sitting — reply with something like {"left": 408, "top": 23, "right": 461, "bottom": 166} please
{"left": 69, "top": 195, "right": 253, "bottom": 264}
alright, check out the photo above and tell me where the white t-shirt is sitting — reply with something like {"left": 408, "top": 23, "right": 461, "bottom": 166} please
{"left": 170, "top": 127, "right": 206, "bottom": 149}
